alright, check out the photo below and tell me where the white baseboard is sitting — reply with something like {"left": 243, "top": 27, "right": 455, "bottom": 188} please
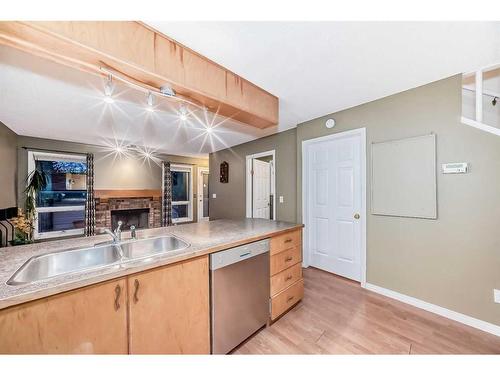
{"left": 364, "top": 283, "right": 500, "bottom": 337}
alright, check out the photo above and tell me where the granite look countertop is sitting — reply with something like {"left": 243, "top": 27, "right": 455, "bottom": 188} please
{"left": 0, "top": 219, "right": 302, "bottom": 310}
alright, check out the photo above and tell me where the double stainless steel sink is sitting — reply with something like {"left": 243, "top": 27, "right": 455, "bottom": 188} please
{"left": 7, "top": 235, "right": 190, "bottom": 286}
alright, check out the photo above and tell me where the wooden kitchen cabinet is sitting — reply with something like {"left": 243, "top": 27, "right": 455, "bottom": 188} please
{"left": 127, "top": 256, "right": 210, "bottom": 354}
{"left": 0, "top": 278, "right": 128, "bottom": 354}
{"left": 269, "top": 228, "right": 304, "bottom": 321}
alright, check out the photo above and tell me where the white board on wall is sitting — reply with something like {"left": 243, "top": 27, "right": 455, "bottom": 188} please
{"left": 371, "top": 134, "right": 437, "bottom": 219}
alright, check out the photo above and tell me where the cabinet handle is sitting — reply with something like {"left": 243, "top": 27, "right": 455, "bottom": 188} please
{"left": 285, "top": 275, "right": 293, "bottom": 281}
{"left": 287, "top": 296, "right": 294, "bottom": 302}
{"left": 284, "top": 238, "right": 293, "bottom": 243}
{"left": 114, "top": 284, "right": 121, "bottom": 311}
{"left": 133, "top": 279, "right": 140, "bottom": 304}
{"left": 285, "top": 256, "right": 293, "bottom": 262}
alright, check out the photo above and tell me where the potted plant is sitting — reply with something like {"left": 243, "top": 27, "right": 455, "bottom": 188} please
{"left": 11, "top": 164, "right": 48, "bottom": 245}
{"left": 10, "top": 209, "right": 34, "bottom": 246}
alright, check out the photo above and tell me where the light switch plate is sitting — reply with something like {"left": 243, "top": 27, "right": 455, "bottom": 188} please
{"left": 212, "top": 193, "right": 217, "bottom": 199}
{"left": 279, "top": 196, "right": 284, "bottom": 203}
{"left": 494, "top": 289, "right": 500, "bottom": 304}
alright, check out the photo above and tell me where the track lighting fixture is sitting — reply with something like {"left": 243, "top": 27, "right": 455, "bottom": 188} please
{"left": 179, "top": 105, "right": 188, "bottom": 121}
{"left": 493, "top": 97, "right": 497, "bottom": 106}
{"left": 146, "top": 92, "right": 155, "bottom": 111}
{"left": 103, "top": 74, "right": 114, "bottom": 103}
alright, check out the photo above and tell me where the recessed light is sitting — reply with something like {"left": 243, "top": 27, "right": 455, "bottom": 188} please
{"left": 206, "top": 127, "right": 213, "bottom": 133}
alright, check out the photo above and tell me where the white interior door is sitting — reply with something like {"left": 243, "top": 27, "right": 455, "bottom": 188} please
{"left": 305, "top": 131, "right": 363, "bottom": 281}
{"left": 252, "top": 159, "right": 271, "bottom": 219}
{"left": 197, "top": 168, "right": 209, "bottom": 221}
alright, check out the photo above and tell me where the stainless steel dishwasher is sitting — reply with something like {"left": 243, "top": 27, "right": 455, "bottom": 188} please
{"left": 210, "top": 239, "right": 270, "bottom": 354}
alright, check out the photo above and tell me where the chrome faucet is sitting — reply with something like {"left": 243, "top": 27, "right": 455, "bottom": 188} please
{"left": 102, "top": 220, "right": 123, "bottom": 244}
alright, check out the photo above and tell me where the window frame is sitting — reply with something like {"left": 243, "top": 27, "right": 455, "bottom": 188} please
{"left": 28, "top": 151, "right": 87, "bottom": 240}
{"left": 170, "top": 163, "right": 194, "bottom": 223}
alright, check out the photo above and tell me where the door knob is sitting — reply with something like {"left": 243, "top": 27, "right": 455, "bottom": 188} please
{"left": 354, "top": 213, "right": 360, "bottom": 219}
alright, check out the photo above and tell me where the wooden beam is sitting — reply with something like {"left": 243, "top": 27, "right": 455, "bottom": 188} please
{"left": 0, "top": 21, "right": 279, "bottom": 129}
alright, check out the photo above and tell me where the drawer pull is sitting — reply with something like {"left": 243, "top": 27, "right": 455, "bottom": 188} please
{"left": 285, "top": 256, "right": 293, "bottom": 262}
{"left": 114, "top": 284, "right": 121, "bottom": 311}
{"left": 285, "top": 275, "right": 293, "bottom": 281}
{"left": 284, "top": 238, "right": 293, "bottom": 243}
{"left": 286, "top": 296, "right": 294, "bottom": 302}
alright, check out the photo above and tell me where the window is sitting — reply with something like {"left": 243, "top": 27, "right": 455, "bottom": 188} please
{"left": 170, "top": 164, "right": 193, "bottom": 223}
{"left": 28, "top": 151, "right": 87, "bottom": 240}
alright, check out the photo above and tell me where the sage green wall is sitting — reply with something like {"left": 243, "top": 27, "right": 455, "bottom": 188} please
{"left": 0, "top": 122, "right": 17, "bottom": 208}
{"left": 16, "top": 136, "right": 208, "bottom": 223}
{"left": 296, "top": 75, "right": 500, "bottom": 326}
{"left": 209, "top": 128, "right": 297, "bottom": 222}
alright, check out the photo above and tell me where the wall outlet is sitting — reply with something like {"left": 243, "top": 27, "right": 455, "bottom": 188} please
{"left": 494, "top": 289, "right": 500, "bottom": 304}
{"left": 212, "top": 193, "right": 217, "bottom": 199}
{"left": 279, "top": 196, "right": 284, "bottom": 203}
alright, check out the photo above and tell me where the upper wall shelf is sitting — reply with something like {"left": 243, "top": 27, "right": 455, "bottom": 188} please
{"left": 0, "top": 21, "right": 279, "bottom": 129}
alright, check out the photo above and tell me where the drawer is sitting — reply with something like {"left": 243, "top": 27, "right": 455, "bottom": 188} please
{"left": 270, "top": 229, "right": 301, "bottom": 256}
{"left": 270, "top": 279, "right": 304, "bottom": 320}
{"left": 270, "top": 245, "right": 302, "bottom": 276}
{"left": 270, "top": 263, "right": 302, "bottom": 297}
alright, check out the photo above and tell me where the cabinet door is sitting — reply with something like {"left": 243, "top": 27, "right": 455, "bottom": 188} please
{"left": 128, "top": 256, "right": 210, "bottom": 354}
{"left": 0, "top": 278, "right": 128, "bottom": 354}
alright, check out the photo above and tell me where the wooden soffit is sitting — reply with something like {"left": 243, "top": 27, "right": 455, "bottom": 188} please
{"left": 0, "top": 21, "right": 279, "bottom": 129}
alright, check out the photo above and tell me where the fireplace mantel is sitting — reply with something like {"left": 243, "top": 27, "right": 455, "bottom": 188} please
{"left": 95, "top": 189, "right": 162, "bottom": 200}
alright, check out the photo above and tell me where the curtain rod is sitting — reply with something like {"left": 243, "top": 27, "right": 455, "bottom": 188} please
{"left": 21, "top": 146, "right": 89, "bottom": 156}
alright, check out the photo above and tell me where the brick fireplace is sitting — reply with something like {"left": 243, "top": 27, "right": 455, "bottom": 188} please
{"left": 95, "top": 190, "right": 162, "bottom": 232}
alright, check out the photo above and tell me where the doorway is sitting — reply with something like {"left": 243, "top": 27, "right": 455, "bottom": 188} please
{"left": 246, "top": 150, "right": 276, "bottom": 220}
{"left": 302, "top": 128, "right": 366, "bottom": 285}
{"left": 197, "top": 167, "right": 210, "bottom": 221}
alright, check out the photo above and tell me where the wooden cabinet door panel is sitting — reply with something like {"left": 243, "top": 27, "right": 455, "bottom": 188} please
{"left": 128, "top": 256, "right": 210, "bottom": 354}
{"left": 0, "top": 278, "right": 128, "bottom": 354}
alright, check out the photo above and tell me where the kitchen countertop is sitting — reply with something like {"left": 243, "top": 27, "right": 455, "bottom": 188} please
{"left": 0, "top": 219, "right": 302, "bottom": 310}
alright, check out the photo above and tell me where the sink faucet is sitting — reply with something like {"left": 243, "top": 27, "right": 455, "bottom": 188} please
{"left": 102, "top": 221, "right": 123, "bottom": 244}
{"left": 130, "top": 225, "right": 137, "bottom": 240}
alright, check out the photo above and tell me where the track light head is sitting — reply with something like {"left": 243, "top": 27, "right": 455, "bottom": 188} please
{"left": 493, "top": 97, "right": 497, "bottom": 106}
{"left": 179, "top": 105, "right": 188, "bottom": 121}
{"left": 146, "top": 92, "right": 155, "bottom": 111}
{"left": 104, "top": 74, "right": 114, "bottom": 103}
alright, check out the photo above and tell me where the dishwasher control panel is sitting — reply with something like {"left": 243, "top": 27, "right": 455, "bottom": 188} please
{"left": 210, "top": 239, "right": 270, "bottom": 270}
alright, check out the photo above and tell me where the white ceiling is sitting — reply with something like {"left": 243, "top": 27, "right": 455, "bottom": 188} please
{"left": 147, "top": 21, "right": 500, "bottom": 130}
{"left": 1, "top": 22, "right": 500, "bottom": 157}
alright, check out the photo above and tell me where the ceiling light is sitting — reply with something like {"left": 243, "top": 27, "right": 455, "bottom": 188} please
{"left": 104, "top": 74, "right": 114, "bottom": 103}
{"left": 206, "top": 126, "right": 213, "bottom": 134}
{"left": 115, "top": 146, "right": 123, "bottom": 154}
{"left": 160, "top": 85, "right": 176, "bottom": 97}
{"left": 146, "top": 92, "right": 155, "bottom": 111}
{"left": 179, "top": 105, "right": 188, "bottom": 121}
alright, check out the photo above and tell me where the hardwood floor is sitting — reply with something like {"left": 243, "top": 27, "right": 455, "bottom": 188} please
{"left": 234, "top": 267, "right": 500, "bottom": 354}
